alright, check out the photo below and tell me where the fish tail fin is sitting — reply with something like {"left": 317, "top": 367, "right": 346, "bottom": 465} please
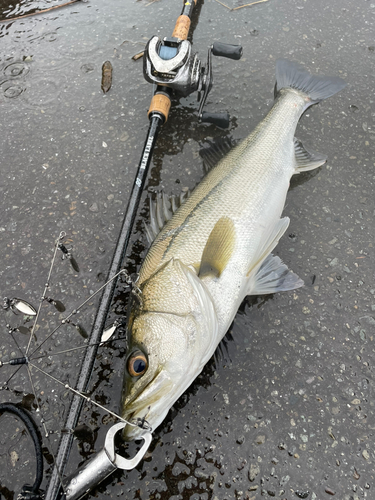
{"left": 275, "top": 59, "right": 346, "bottom": 105}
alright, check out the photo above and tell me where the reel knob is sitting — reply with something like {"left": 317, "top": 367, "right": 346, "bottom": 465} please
{"left": 212, "top": 42, "right": 243, "bottom": 60}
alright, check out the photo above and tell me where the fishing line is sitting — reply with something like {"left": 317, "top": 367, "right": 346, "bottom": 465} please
{"left": 0, "top": 402, "right": 43, "bottom": 498}
{"left": 28, "top": 361, "right": 141, "bottom": 429}
{"left": 28, "top": 268, "right": 133, "bottom": 360}
{"left": 8, "top": 328, "right": 25, "bottom": 356}
{"left": 25, "top": 231, "right": 65, "bottom": 357}
{"left": 0, "top": 364, "right": 23, "bottom": 389}
{"left": 30, "top": 335, "right": 128, "bottom": 361}
{"left": 26, "top": 364, "right": 68, "bottom": 497}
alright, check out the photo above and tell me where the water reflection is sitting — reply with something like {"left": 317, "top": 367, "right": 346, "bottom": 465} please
{"left": 0, "top": 0, "right": 55, "bottom": 21}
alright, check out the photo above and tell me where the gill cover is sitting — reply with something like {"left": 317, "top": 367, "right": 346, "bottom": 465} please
{"left": 121, "top": 258, "right": 218, "bottom": 440}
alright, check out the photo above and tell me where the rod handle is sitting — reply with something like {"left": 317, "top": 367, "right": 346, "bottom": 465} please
{"left": 148, "top": 92, "right": 171, "bottom": 122}
{"left": 172, "top": 15, "right": 191, "bottom": 40}
{"left": 212, "top": 42, "right": 243, "bottom": 60}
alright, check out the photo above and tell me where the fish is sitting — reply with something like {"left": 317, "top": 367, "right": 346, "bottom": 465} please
{"left": 121, "top": 59, "right": 346, "bottom": 440}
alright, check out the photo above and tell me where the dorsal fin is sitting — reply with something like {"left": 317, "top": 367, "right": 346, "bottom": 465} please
{"left": 144, "top": 190, "right": 190, "bottom": 245}
{"left": 199, "top": 217, "right": 236, "bottom": 279}
{"left": 199, "top": 137, "right": 239, "bottom": 172}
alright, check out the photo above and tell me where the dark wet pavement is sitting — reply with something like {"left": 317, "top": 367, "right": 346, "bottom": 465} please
{"left": 1, "top": 0, "right": 375, "bottom": 499}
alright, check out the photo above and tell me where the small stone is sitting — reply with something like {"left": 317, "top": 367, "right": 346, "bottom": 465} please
{"left": 325, "top": 486, "right": 336, "bottom": 495}
{"left": 248, "top": 463, "right": 260, "bottom": 482}
{"left": 255, "top": 435, "right": 266, "bottom": 445}
{"left": 295, "top": 490, "right": 309, "bottom": 499}
{"left": 362, "top": 450, "right": 370, "bottom": 460}
{"left": 10, "top": 450, "right": 18, "bottom": 467}
{"left": 81, "top": 63, "right": 95, "bottom": 73}
{"left": 89, "top": 202, "right": 99, "bottom": 212}
{"left": 360, "top": 315, "right": 375, "bottom": 326}
{"left": 279, "top": 475, "right": 290, "bottom": 487}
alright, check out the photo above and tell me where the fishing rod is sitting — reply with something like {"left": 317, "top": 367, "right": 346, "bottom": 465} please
{"left": 1, "top": 1, "right": 242, "bottom": 499}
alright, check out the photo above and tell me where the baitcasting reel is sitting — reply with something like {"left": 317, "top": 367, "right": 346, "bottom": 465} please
{"left": 143, "top": 35, "right": 242, "bottom": 128}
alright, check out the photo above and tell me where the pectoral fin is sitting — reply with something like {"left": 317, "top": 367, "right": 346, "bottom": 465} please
{"left": 249, "top": 254, "right": 304, "bottom": 295}
{"left": 199, "top": 217, "right": 236, "bottom": 278}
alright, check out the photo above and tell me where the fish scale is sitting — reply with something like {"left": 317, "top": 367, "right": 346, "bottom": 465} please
{"left": 121, "top": 59, "right": 346, "bottom": 440}
{"left": 140, "top": 91, "right": 305, "bottom": 285}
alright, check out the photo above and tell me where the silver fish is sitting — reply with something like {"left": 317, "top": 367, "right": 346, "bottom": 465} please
{"left": 121, "top": 59, "right": 346, "bottom": 440}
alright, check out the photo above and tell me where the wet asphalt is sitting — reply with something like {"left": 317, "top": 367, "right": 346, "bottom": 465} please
{"left": 0, "top": 0, "right": 375, "bottom": 499}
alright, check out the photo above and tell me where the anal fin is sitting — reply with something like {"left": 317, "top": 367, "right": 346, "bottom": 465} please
{"left": 199, "top": 217, "right": 236, "bottom": 279}
{"left": 249, "top": 254, "right": 304, "bottom": 295}
{"left": 294, "top": 137, "right": 327, "bottom": 173}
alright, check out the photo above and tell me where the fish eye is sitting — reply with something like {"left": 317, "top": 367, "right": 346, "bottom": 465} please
{"left": 127, "top": 350, "right": 148, "bottom": 377}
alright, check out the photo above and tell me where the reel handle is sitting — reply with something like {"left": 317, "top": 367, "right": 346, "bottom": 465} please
{"left": 200, "top": 111, "right": 230, "bottom": 129}
{"left": 197, "top": 42, "right": 242, "bottom": 129}
{"left": 212, "top": 42, "right": 243, "bottom": 60}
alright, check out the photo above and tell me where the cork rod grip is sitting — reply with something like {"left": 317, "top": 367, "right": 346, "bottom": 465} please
{"left": 172, "top": 15, "right": 191, "bottom": 40}
{"left": 148, "top": 93, "right": 171, "bottom": 122}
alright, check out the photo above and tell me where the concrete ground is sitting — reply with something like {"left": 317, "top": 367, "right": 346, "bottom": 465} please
{"left": 0, "top": 0, "right": 374, "bottom": 499}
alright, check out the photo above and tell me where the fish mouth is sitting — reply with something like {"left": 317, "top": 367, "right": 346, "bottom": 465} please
{"left": 122, "top": 407, "right": 156, "bottom": 441}
{"left": 122, "top": 372, "right": 175, "bottom": 440}
{"left": 125, "top": 408, "right": 152, "bottom": 432}
{"left": 123, "top": 368, "right": 161, "bottom": 409}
